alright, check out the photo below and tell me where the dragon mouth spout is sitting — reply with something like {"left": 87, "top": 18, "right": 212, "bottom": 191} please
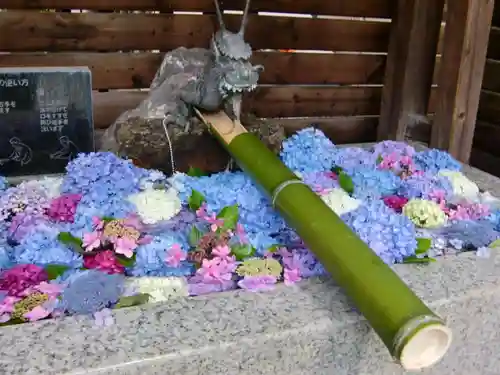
{"left": 220, "top": 61, "right": 262, "bottom": 96}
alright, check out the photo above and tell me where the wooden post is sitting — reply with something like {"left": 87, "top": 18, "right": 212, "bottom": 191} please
{"left": 430, "top": 0, "right": 495, "bottom": 163}
{"left": 377, "top": 0, "right": 444, "bottom": 141}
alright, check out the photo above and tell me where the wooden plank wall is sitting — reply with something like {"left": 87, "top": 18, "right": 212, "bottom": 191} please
{"left": 0, "top": 0, "right": 393, "bottom": 144}
{"left": 472, "top": 1, "right": 500, "bottom": 175}
{"left": 0, "top": 0, "right": 496, "bottom": 156}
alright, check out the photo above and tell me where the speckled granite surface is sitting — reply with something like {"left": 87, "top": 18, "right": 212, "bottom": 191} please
{"left": 1, "top": 144, "right": 499, "bottom": 375}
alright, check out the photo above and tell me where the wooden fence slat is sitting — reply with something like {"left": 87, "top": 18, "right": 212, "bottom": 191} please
{"left": 91, "top": 85, "right": 438, "bottom": 128}
{"left": 377, "top": 0, "right": 444, "bottom": 141}
{"left": 0, "top": 52, "right": 387, "bottom": 89}
{"left": 487, "top": 27, "right": 500, "bottom": 59}
{"left": 481, "top": 59, "right": 500, "bottom": 91}
{"left": 0, "top": 11, "right": 390, "bottom": 52}
{"left": 244, "top": 86, "right": 383, "bottom": 118}
{"left": 1, "top": 0, "right": 395, "bottom": 18}
{"left": 472, "top": 121, "right": 500, "bottom": 157}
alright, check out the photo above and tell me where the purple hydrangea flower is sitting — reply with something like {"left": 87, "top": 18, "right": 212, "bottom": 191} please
{"left": 331, "top": 147, "right": 377, "bottom": 170}
{"left": 436, "top": 220, "right": 500, "bottom": 250}
{"left": 371, "top": 141, "right": 415, "bottom": 158}
{"left": 61, "top": 152, "right": 148, "bottom": 197}
{"left": 341, "top": 200, "right": 417, "bottom": 264}
{"left": 397, "top": 172, "right": 453, "bottom": 200}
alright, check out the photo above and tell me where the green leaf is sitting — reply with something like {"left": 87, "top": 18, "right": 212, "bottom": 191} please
{"left": 338, "top": 171, "right": 354, "bottom": 195}
{"left": 116, "top": 253, "right": 136, "bottom": 268}
{"left": 231, "top": 244, "right": 256, "bottom": 261}
{"left": 188, "top": 189, "right": 206, "bottom": 211}
{"left": 266, "top": 244, "right": 281, "bottom": 253}
{"left": 188, "top": 226, "right": 204, "bottom": 247}
{"left": 187, "top": 166, "right": 207, "bottom": 177}
{"left": 44, "top": 265, "right": 70, "bottom": 280}
{"left": 489, "top": 239, "right": 500, "bottom": 248}
{"left": 415, "top": 238, "right": 432, "bottom": 255}
{"left": 331, "top": 165, "right": 343, "bottom": 174}
{"left": 101, "top": 216, "right": 115, "bottom": 223}
{"left": 114, "top": 293, "right": 151, "bottom": 309}
{"left": 217, "top": 204, "right": 239, "bottom": 230}
{"left": 57, "top": 232, "right": 84, "bottom": 254}
{"left": 376, "top": 155, "right": 384, "bottom": 164}
{"left": 402, "top": 256, "right": 436, "bottom": 264}
{"left": 0, "top": 318, "right": 24, "bottom": 327}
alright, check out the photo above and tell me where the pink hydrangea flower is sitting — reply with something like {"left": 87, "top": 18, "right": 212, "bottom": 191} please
{"left": 47, "top": 193, "right": 82, "bottom": 223}
{"left": 165, "top": 243, "right": 186, "bottom": 267}
{"left": 113, "top": 237, "right": 137, "bottom": 258}
{"left": 235, "top": 223, "right": 248, "bottom": 244}
{"left": 284, "top": 268, "right": 301, "bottom": 285}
{"left": 34, "top": 282, "right": 63, "bottom": 298}
{"left": 0, "top": 296, "right": 21, "bottom": 322}
{"left": 237, "top": 275, "right": 277, "bottom": 292}
{"left": 91, "top": 216, "right": 105, "bottom": 230}
{"left": 445, "top": 203, "right": 490, "bottom": 221}
{"left": 0, "top": 264, "right": 48, "bottom": 297}
{"left": 24, "top": 305, "right": 52, "bottom": 322}
{"left": 83, "top": 250, "right": 125, "bottom": 274}
{"left": 83, "top": 231, "right": 101, "bottom": 251}
{"left": 197, "top": 257, "right": 237, "bottom": 284}
{"left": 383, "top": 195, "right": 409, "bottom": 213}
{"left": 211, "top": 245, "right": 231, "bottom": 259}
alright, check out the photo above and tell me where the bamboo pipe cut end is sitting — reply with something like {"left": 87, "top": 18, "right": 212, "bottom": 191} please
{"left": 194, "top": 109, "right": 247, "bottom": 143}
{"left": 400, "top": 324, "right": 452, "bottom": 370}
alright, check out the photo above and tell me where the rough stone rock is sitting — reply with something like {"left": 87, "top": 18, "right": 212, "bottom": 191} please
{"left": 99, "top": 47, "right": 285, "bottom": 175}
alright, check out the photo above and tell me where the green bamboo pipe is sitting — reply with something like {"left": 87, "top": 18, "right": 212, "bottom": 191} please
{"left": 196, "top": 111, "right": 452, "bottom": 370}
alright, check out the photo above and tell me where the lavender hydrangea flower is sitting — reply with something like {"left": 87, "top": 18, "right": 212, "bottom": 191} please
{"left": 59, "top": 270, "right": 124, "bottom": 315}
{"left": 279, "top": 128, "right": 337, "bottom": 173}
{"left": 341, "top": 200, "right": 417, "bottom": 264}
{"left": 331, "top": 147, "right": 377, "bottom": 170}
{"left": 289, "top": 248, "right": 327, "bottom": 278}
{"left": 131, "top": 233, "right": 193, "bottom": 277}
{"left": 13, "top": 223, "right": 83, "bottom": 268}
{"left": 301, "top": 172, "right": 339, "bottom": 192}
{"left": 346, "top": 166, "right": 401, "bottom": 200}
{"left": 436, "top": 220, "right": 500, "bottom": 250}
{"left": 0, "top": 182, "right": 50, "bottom": 221}
{"left": 413, "top": 149, "right": 461, "bottom": 174}
{"left": 0, "top": 246, "right": 11, "bottom": 270}
{"left": 371, "top": 141, "right": 415, "bottom": 158}
{"left": 397, "top": 173, "right": 453, "bottom": 200}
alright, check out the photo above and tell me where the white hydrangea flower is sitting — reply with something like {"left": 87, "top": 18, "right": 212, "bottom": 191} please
{"left": 321, "top": 188, "right": 361, "bottom": 216}
{"left": 20, "top": 176, "right": 62, "bottom": 199}
{"left": 127, "top": 187, "right": 181, "bottom": 224}
{"left": 438, "top": 170, "right": 479, "bottom": 200}
{"left": 124, "top": 277, "right": 189, "bottom": 303}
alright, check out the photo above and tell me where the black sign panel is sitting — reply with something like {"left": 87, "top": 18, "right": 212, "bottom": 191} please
{"left": 0, "top": 67, "right": 94, "bottom": 176}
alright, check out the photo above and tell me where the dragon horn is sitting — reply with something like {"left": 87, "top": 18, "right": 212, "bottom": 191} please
{"left": 214, "top": 0, "right": 226, "bottom": 30}
{"left": 238, "top": 0, "right": 251, "bottom": 36}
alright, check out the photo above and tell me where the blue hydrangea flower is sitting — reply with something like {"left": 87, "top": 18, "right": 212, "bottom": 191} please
{"left": 59, "top": 270, "right": 124, "bottom": 315}
{"left": 171, "top": 172, "right": 287, "bottom": 235}
{"left": 0, "top": 245, "right": 11, "bottom": 270}
{"left": 67, "top": 194, "right": 135, "bottom": 237}
{"left": 346, "top": 166, "right": 401, "bottom": 200}
{"left": 413, "top": 149, "right": 461, "bottom": 174}
{"left": 397, "top": 172, "right": 453, "bottom": 200}
{"left": 280, "top": 128, "right": 337, "bottom": 173}
{"left": 292, "top": 248, "right": 327, "bottom": 278}
{"left": 248, "top": 232, "right": 280, "bottom": 256}
{"left": 301, "top": 172, "right": 339, "bottom": 192}
{"left": 61, "top": 152, "right": 148, "bottom": 197}
{"left": 131, "top": 233, "right": 194, "bottom": 277}
{"left": 341, "top": 200, "right": 417, "bottom": 264}
{"left": 436, "top": 220, "right": 500, "bottom": 250}
{"left": 0, "top": 176, "right": 8, "bottom": 191}
{"left": 13, "top": 223, "right": 83, "bottom": 268}
{"left": 331, "top": 147, "right": 377, "bottom": 170}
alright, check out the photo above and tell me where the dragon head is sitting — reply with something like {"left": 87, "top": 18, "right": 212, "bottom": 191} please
{"left": 217, "top": 58, "right": 263, "bottom": 98}
{"left": 212, "top": 0, "right": 253, "bottom": 61}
